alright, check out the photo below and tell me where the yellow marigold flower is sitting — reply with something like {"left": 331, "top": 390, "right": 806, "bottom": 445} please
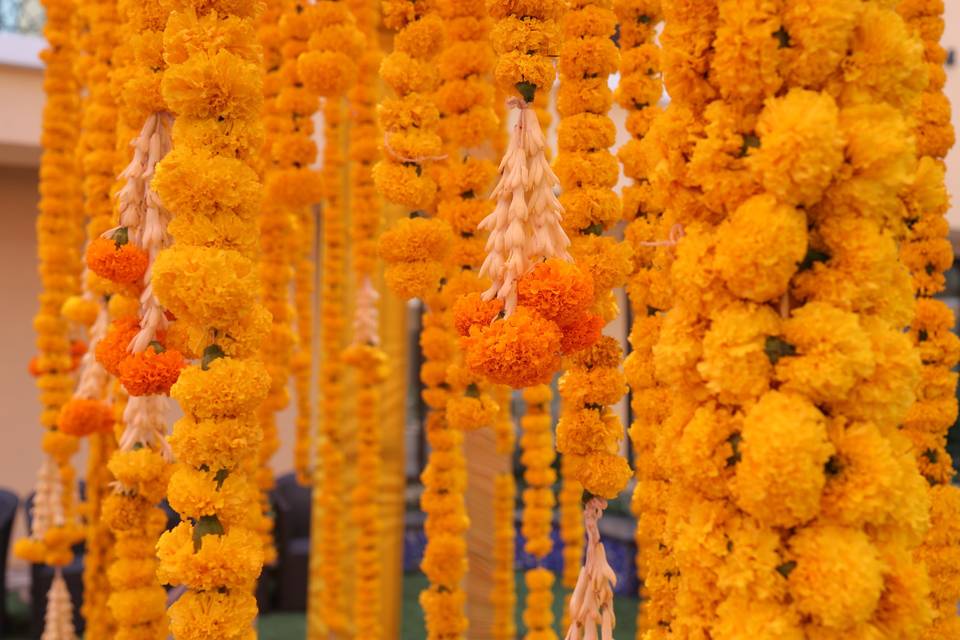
{"left": 297, "top": 50, "right": 356, "bottom": 97}
{"left": 569, "top": 234, "right": 633, "bottom": 293}
{"left": 162, "top": 50, "right": 261, "bottom": 120}
{"left": 420, "top": 587, "right": 468, "bottom": 637}
{"left": 170, "top": 413, "right": 263, "bottom": 471}
{"left": 171, "top": 358, "right": 270, "bottom": 419}
{"left": 674, "top": 403, "right": 739, "bottom": 501}
{"left": 652, "top": 306, "right": 706, "bottom": 388}
{"left": 157, "top": 522, "right": 263, "bottom": 591}
{"left": 13, "top": 538, "right": 47, "bottom": 564}
{"left": 264, "top": 168, "right": 324, "bottom": 209}
{"left": 558, "top": 366, "right": 627, "bottom": 408}
{"left": 556, "top": 409, "right": 621, "bottom": 457}
{"left": 393, "top": 13, "right": 444, "bottom": 57}
{"left": 787, "top": 524, "right": 884, "bottom": 629}
{"left": 494, "top": 51, "right": 556, "bottom": 93}
{"left": 380, "top": 94, "right": 440, "bottom": 132}
{"left": 152, "top": 246, "right": 258, "bottom": 328}
{"left": 107, "top": 294, "right": 140, "bottom": 320}
{"left": 830, "top": 319, "right": 920, "bottom": 430}
{"left": 61, "top": 295, "right": 99, "bottom": 326}
{"left": 490, "top": 17, "right": 560, "bottom": 58}
{"left": 166, "top": 465, "right": 257, "bottom": 526}
{"left": 380, "top": 51, "right": 438, "bottom": 95}
{"left": 775, "top": 302, "right": 875, "bottom": 405}
{"left": 384, "top": 261, "right": 446, "bottom": 301}
{"left": 840, "top": 4, "right": 926, "bottom": 112}
{"left": 781, "top": 0, "right": 861, "bottom": 89}
{"left": 371, "top": 161, "right": 437, "bottom": 210}
{"left": 168, "top": 589, "right": 258, "bottom": 640}
{"left": 421, "top": 533, "right": 468, "bottom": 585}
{"left": 558, "top": 36, "right": 618, "bottom": 79}
{"left": 711, "top": 0, "right": 782, "bottom": 109}
{"left": 698, "top": 302, "right": 780, "bottom": 404}
{"left": 102, "top": 494, "right": 153, "bottom": 532}
{"left": 715, "top": 194, "right": 807, "bottom": 303}
{"left": 107, "top": 587, "right": 168, "bottom": 626}
{"left": 108, "top": 448, "right": 172, "bottom": 503}
{"left": 41, "top": 429, "right": 79, "bottom": 464}
{"left": 163, "top": 9, "right": 259, "bottom": 65}
{"left": 378, "top": 217, "right": 453, "bottom": 263}
{"left": 154, "top": 148, "right": 261, "bottom": 223}
{"left": 445, "top": 395, "right": 499, "bottom": 430}
{"left": 750, "top": 89, "right": 844, "bottom": 207}
{"left": 569, "top": 451, "right": 632, "bottom": 499}
{"left": 734, "top": 391, "right": 833, "bottom": 527}
{"left": 714, "top": 596, "right": 803, "bottom": 640}
{"left": 106, "top": 557, "right": 158, "bottom": 591}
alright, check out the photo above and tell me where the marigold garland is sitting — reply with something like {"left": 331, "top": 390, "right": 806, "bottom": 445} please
{"left": 897, "top": 2, "right": 960, "bottom": 638}
{"left": 419, "top": 292, "right": 471, "bottom": 640}
{"left": 151, "top": 0, "right": 269, "bottom": 636}
{"left": 492, "top": 385, "right": 517, "bottom": 640}
{"left": 638, "top": 2, "right": 937, "bottom": 638}
{"left": 269, "top": 0, "right": 321, "bottom": 486}
{"left": 16, "top": 0, "right": 86, "bottom": 634}
{"left": 519, "top": 384, "right": 556, "bottom": 640}
{"left": 375, "top": 0, "right": 451, "bottom": 301}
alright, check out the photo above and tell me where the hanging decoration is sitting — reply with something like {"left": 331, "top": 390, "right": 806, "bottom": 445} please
{"left": 299, "top": 2, "right": 367, "bottom": 626}
{"left": 519, "top": 384, "right": 557, "bottom": 640}
{"left": 151, "top": 2, "right": 270, "bottom": 637}
{"left": 492, "top": 385, "right": 517, "bottom": 640}
{"left": 16, "top": 0, "right": 86, "bottom": 634}
{"left": 897, "top": 2, "right": 960, "bottom": 638}
{"left": 640, "top": 1, "right": 936, "bottom": 637}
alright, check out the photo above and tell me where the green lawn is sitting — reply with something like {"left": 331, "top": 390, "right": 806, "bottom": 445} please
{"left": 5, "top": 572, "right": 640, "bottom": 638}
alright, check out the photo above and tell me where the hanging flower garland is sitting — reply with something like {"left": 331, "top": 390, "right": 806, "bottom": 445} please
{"left": 519, "top": 384, "right": 557, "bottom": 640}
{"left": 254, "top": 0, "right": 312, "bottom": 565}
{"left": 638, "top": 2, "right": 936, "bottom": 637}
{"left": 375, "top": 0, "right": 451, "bottom": 301}
{"left": 342, "top": 0, "right": 387, "bottom": 634}
{"left": 612, "top": 1, "right": 676, "bottom": 636}
{"left": 16, "top": 1, "right": 86, "bottom": 634}
{"left": 897, "top": 2, "right": 960, "bottom": 637}
{"left": 492, "top": 384, "right": 517, "bottom": 640}
{"left": 269, "top": 0, "right": 322, "bottom": 486}
{"left": 419, "top": 289, "right": 471, "bottom": 640}
{"left": 150, "top": 3, "right": 270, "bottom": 637}
{"left": 296, "top": 4, "right": 366, "bottom": 627}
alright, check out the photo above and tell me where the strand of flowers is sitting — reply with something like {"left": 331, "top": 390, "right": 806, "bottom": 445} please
{"left": 641, "top": 2, "right": 935, "bottom": 636}
{"left": 492, "top": 386, "right": 517, "bottom": 640}
{"left": 611, "top": 1, "right": 675, "bottom": 636}
{"left": 273, "top": 0, "right": 321, "bottom": 486}
{"left": 418, "top": 292, "right": 470, "bottom": 640}
{"left": 150, "top": 4, "right": 271, "bottom": 637}
{"left": 253, "top": 0, "right": 305, "bottom": 566}
{"left": 897, "top": 2, "right": 960, "bottom": 637}
{"left": 375, "top": 0, "right": 450, "bottom": 301}
{"left": 15, "top": 0, "right": 86, "bottom": 633}
{"left": 519, "top": 384, "right": 557, "bottom": 640}
{"left": 89, "top": 109, "right": 183, "bottom": 639}
{"left": 343, "top": 0, "right": 387, "bottom": 633}
{"left": 69, "top": 0, "right": 122, "bottom": 630}
{"left": 552, "top": 1, "right": 635, "bottom": 635}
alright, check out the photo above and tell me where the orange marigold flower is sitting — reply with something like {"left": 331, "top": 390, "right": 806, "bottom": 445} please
{"left": 95, "top": 317, "right": 141, "bottom": 376}
{"left": 58, "top": 398, "right": 114, "bottom": 437}
{"left": 462, "top": 307, "right": 563, "bottom": 388}
{"left": 118, "top": 347, "right": 187, "bottom": 396}
{"left": 559, "top": 313, "right": 603, "bottom": 355}
{"left": 70, "top": 339, "right": 87, "bottom": 358}
{"left": 517, "top": 258, "right": 594, "bottom": 326}
{"left": 85, "top": 235, "right": 149, "bottom": 285}
{"left": 451, "top": 292, "right": 504, "bottom": 337}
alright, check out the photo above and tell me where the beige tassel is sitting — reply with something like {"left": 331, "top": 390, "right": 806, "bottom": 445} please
{"left": 564, "top": 497, "right": 618, "bottom": 640}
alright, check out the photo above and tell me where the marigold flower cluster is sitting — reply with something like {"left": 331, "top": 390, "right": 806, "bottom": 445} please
{"left": 488, "top": 0, "right": 562, "bottom": 99}
{"left": 638, "top": 2, "right": 939, "bottom": 637}
{"left": 418, "top": 290, "right": 470, "bottom": 640}
{"left": 150, "top": 0, "right": 270, "bottom": 636}
{"left": 14, "top": 0, "right": 86, "bottom": 583}
{"left": 455, "top": 259, "right": 603, "bottom": 388}
{"left": 897, "top": 3, "right": 960, "bottom": 637}
{"left": 519, "top": 384, "right": 557, "bottom": 640}
{"left": 492, "top": 413, "right": 518, "bottom": 640}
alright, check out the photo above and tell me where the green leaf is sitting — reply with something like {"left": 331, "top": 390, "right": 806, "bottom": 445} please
{"left": 776, "top": 560, "right": 797, "bottom": 578}
{"left": 465, "top": 383, "right": 480, "bottom": 398}
{"left": 112, "top": 227, "right": 129, "bottom": 247}
{"left": 192, "top": 515, "right": 224, "bottom": 551}
{"left": 582, "top": 222, "right": 605, "bottom": 236}
{"left": 739, "top": 134, "right": 761, "bottom": 157}
{"left": 764, "top": 336, "right": 796, "bottom": 365}
{"left": 515, "top": 81, "right": 537, "bottom": 103}
{"left": 201, "top": 344, "right": 226, "bottom": 371}
{"left": 149, "top": 341, "right": 165, "bottom": 354}
{"left": 798, "top": 248, "right": 830, "bottom": 272}
{"left": 726, "top": 433, "right": 742, "bottom": 467}
{"left": 773, "top": 27, "right": 791, "bottom": 49}
{"left": 214, "top": 468, "right": 230, "bottom": 490}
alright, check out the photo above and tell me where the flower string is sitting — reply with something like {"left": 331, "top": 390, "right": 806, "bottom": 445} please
{"left": 897, "top": 2, "right": 960, "bottom": 637}
{"left": 15, "top": 0, "right": 86, "bottom": 634}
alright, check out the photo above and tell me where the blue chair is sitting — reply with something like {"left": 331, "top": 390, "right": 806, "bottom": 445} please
{"left": 0, "top": 489, "right": 18, "bottom": 636}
